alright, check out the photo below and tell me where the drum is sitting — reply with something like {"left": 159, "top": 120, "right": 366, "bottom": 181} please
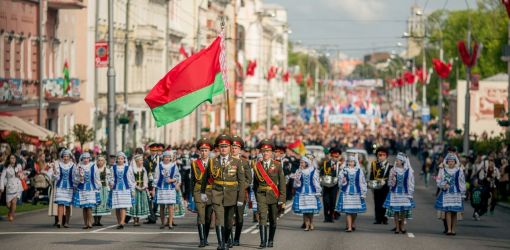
{"left": 367, "top": 179, "right": 386, "bottom": 189}
{"left": 320, "top": 176, "right": 339, "bottom": 188}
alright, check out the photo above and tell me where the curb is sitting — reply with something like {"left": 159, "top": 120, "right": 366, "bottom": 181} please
{"left": 497, "top": 202, "right": 510, "bottom": 210}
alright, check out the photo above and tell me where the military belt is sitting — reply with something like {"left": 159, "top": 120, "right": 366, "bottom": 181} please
{"left": 214, "top": 180, "right": 239, "bottom": 186}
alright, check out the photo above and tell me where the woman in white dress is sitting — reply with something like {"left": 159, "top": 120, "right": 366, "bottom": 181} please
{"left": 108, "top": 152, "right": 135, "bottom": 229}
{"left": 73, "top": 153, "right": 101, "bottom": 229}
{"left": 335, "top": 154, "right": 367, "bottom": 232}
{"left": 0, "top": 154, "right": 23, "bottom": 222}
{"left": 53, "top": 150, "right": 75, "bottom": 228}
{"left": 292, "top": 156, "right": 322, "bottom": 231}
{"left": 383, "top": 152, "right": 415, "bottom": 234}
{"left": 435, "top": 153, "right": 466, "bottom": 236}
{"left": 154, "top": 150, "right": 181, "bottom": 229}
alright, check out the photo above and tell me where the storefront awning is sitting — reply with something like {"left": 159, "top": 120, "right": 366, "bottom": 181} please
{"left": 0, "top": 113, "right": 58, "bottom": 141}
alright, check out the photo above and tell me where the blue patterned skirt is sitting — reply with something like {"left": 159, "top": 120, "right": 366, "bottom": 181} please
{"left": 335, "top": 192, "right": 366, "bottom": 214}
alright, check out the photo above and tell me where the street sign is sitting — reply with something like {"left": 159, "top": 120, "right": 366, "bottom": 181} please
{"left": 421, "top": 106, "right": 430, "bottom": 123}
{"left": 95, "top": 42, "right": 108, "bottom": 68}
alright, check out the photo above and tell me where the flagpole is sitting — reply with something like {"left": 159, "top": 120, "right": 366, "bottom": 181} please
{"left": 220, "top": 17, "right": 233, "bottom": 135}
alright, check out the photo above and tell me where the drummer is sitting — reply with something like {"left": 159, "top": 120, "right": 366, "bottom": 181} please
{"left": 320, "top": 147, "right": 342, "bottom": 223}
{"left": 368, "top": 147, "right": 393, "bottom": 225}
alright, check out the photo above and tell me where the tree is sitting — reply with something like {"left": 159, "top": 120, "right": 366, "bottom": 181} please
{"left": 72, "top": 124, "right": 94, "bottom": 149}
{"left": 349, "top": 63, "right": 377, "bottom": 79}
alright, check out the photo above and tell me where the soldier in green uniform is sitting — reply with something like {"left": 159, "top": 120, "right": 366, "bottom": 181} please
{"left": 253, "top": 139, "right": 286, "bottom": 248}
{"left": 192, "top": 138, "right": 214, "bottom": 248}
{"left": 229, "top": 135, "right": 252, "bottom": 247}
{"left": 200, "top": 134, "right": 245, "bottom": 250}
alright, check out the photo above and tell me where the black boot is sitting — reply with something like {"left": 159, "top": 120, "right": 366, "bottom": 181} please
{"left": 216, "top": 226, "right": 226, "bottom": 250}
{"left": 259, "top": 225, "right": 266, "bottom": 248}
{"left": 204, "top": 224, "right": 210, "bottom": 245}
{"left": 225, "top": 227, "right": 233, "bottom": 248}
{"left": 198, "top": 224, "right": 206, "bottom": 248}
{"left": 233, "top": 222, "right": 243, "bottom": 246}
{"left": 267, "top": 226, "right": 275, "bottom": 248}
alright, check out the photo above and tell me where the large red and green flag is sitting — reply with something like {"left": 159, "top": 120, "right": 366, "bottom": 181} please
{"left": 63, "top": 61, "right": 70, "bottom": 95}
{"left": 145, "top": 35, "right": 227, "bottom": 127}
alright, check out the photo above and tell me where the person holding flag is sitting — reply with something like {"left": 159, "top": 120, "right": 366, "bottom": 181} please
{"left": 253, "top": 139, "right": 286, "bottom": 248}
{"left": 200, "top": 134, "right": 245, "bottom": 250}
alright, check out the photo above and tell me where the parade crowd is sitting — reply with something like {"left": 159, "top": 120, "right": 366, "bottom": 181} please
{"left": 0, "top": 111, "right": 509, "bottom": 250}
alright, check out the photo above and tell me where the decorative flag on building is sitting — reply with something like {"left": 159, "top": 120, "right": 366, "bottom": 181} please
{"left": 246, "top": 60, "right": 257, "bottom": 76}
{"left": 179, "top": 44, "right": 190, "bottom": 58}
{"left": 294, "top": 72, "right": 303, "bottom": 85}
{"left": 63, "top": 61, "right": 71, "bottom": 96}
{"left": 145, "top": 35, "right": 226, "bottom": 127}
{"left": 282, "top": 71, "right": 290, "bottom": 82}
{"left": 432, "top": 59, "right": 452, "bottom": 79}
{"left": 266, "top": 66, "right": 277, "bottom": 81}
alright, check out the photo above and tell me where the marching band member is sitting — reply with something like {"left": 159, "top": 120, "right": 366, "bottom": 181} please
{"left": 109, "top": 152, "right": 135, "bottom": 229}
{"left": 383, "top": 153, "right": 415, "bottom": 234}
{"left": 53, "top": 150, "right": 75, "bottom": 228}
{"left": 154, "top": 150, "right": 181, "bottom": 230}
{"left": 335, "top": 154, "right": 367, "bottom": 232}
{"left": 92, "top": 155, "right": 111, "bottom": 226}
{"left": 293, "top": 156, "right": 322, "bottom": 231}
{"left": 320, "top": 147, "right": 342, "bottom": 223}
{"left": 73, "top": 152, "right": 101, "bottom": 229}
{"left": 435, "top": 153, "right": 466, "bottom": 236}
{"left": 369, "top": 147, "right": 392, "bottom": 225}
{"left": 128, "top": 154, "right": 150, "bottom": 226}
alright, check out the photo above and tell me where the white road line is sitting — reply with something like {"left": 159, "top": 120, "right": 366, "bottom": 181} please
{"left": 91, "top": 224, "right": 117, "bottom": 232}
{"left": 242, "top": 224, "right": 258, "bottom": 234}
{"left": 251, "top": 229, "right": 259, "bottom": 234}
{"left": 0, "top": 231, "right": 199, "bottom": 235}
{"left": 407, "top": 233, "right": 415, "bottom": 238}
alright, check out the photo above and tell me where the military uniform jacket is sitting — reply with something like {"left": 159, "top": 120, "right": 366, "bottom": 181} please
{"left": 191, "top": 158, "right": 213, "bottom": 205}
{"left": 237, "top": 157, "right": 252, "bottom": 192}
{"left": 253, "top": 159, "right": 286, "bottom": 204}
{"left": 201, "top": 156, "right": 245, "bottom": 206}
{"left": 320, "top": 160, "right": 341, "bottom": 188}
{"left": 369, "top": 160, "right": 393, "bottom": 189}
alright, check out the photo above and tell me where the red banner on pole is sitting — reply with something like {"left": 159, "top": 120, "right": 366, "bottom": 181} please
{"left": 95, "top": 42, "right": 108, "bottom": 68}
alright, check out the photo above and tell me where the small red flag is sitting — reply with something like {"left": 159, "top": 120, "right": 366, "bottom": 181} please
{"left": 179, "top": 44, "right": 189, "bottom": 58}
{"left": 294, "top": 72, "right": 303, "bottom": 84}
{"left": 404, "top": 71, "right": 415, "bottom": 85}
{"left": 432, "top": 59, "right": 452, "bottom": 79}
{"left": 502, "top": 0, "right": 510, "bottom": 18}
{"left": 246, "top": 60, "right": 257, "bottom": 76}
{"left": 282, "top": 71, "right": 290, "bottom": 82}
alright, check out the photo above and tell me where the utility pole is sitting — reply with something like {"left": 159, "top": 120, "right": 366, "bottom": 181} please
{"left": 38, "top": 0, "right": 46, "bottom": 126}
{"left": 122, "top": 0, "right": 130, "bottom": 151}
{"left": 463, "top": 30, "right": 471, "bottom": 155}
{"left": 266, "top": 71, "right": 271, "bottom": 137}
{"left": 163, "top": 0, "right": 169, "bottom": 144}
{"left": 438, "top": 47, "right": 444, "bottom": 142}
{"left": 107, "top": 0, "right": 117, "bottom": 156}
{"left": 93, "top": 0, "right": 100, "bottom": 145}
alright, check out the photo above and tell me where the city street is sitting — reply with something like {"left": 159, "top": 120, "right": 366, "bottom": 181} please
{"left": 1, "top": 157, "right": 509, "bottom": 250}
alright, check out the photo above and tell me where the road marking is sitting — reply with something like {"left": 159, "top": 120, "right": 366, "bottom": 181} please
{"left": 251, "top": 229, "right": 259, "bottom": 234}
{"left": 242, "top": 224, "right": 258, "bottom": 234}
{"left": 91, "top": 224, "right": 117, "bottom": 232}
{"left": 407, "top": 233, "right": 415, "bottom": 238}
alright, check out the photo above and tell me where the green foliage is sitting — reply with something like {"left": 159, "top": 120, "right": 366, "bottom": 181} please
{"left": 3, "top": 131, "right": 22, "bottom": 153}
{"left": 72, "top": 124, "right": 94, "bottom": 148}
{"left": 350, "top": 63, "right": 377, "bottom": 79}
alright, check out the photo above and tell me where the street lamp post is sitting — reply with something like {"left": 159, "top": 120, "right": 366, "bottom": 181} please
{"left": 107, "top": 0, "right": 117, "bottom": 156}
{"left": 463, "top": 30, "right": 472, "bottom": 155}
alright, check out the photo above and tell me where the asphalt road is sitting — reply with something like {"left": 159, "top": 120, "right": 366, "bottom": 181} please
{"left": 1, "top": 156, "right": 510, "bottom": 250}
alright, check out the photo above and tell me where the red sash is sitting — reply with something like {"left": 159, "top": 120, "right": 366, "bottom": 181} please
{"left": 197, "top": 159, "right": 213, "bottom": 184}
{"left": 256, "top": 161, "right": 279, "bottom": 197}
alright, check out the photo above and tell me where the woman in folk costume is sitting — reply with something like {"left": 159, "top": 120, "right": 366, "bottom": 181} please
{"left": 435, "top": 153, "right": 466, "bottom": 236}
{"left": 128, "top": 154, "right": 150, "bottom": 226}
{"left": 92, "top": 155, "right": 112, "bottom": 226}
{"left": 53, "top": 149, "right": 75, "bottom": 228}
{"left": 108, "top": 152, "right": 135, "bottom": 229}
{"left": 0, "top": 154, "right": 23, "bottom": 222}
{"left": 335, "top": 154, "right": 367, "bottom": 232}
{"left": 73, "top": 152, "right": 101, "bottom": 229}
{"left": 292, "top": 156, "right": 322, "bottom": 231}
{"left": 383, "top": 152, "right": 415, "bottom": 234}
{"left": 154, "top": 150, "right": 181, "bottom": 229}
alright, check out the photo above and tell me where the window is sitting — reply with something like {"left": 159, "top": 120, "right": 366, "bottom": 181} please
{"left": 135, "top": 44, "right": 143, "bottom": 66}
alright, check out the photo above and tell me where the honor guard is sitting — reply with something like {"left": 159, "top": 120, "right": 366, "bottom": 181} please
{"left": 253, "top": 139, "right": 286, "bottom": 248}
{"left": 320, "top": 147, "right": 342, "bottom": 222}
{"left": 192, "top": 138, "right": 214, "bottom": 247}
{"left": 369, "top": 147, "right": 393, "bottom": 224}
{"left": 230, "top": 135, "right": 253, "bottom": 247}
{"left": 200, "top": 134, "right": 245, "bottom": 250}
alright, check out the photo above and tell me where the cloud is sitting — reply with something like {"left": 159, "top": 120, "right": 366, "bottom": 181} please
{"left": 323, "top": 0, "right": 387, "bottom": 20}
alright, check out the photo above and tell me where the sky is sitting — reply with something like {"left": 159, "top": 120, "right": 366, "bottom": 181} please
{"left": 264, "top": 0, "right": 479, "bottom": 59}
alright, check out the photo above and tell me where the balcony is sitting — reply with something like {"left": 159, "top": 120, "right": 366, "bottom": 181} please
{"left": 48, "top": 0, "right": 86, "bottom": 9}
